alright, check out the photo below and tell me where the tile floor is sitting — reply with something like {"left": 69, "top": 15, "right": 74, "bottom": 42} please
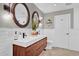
{"left": 40, "top": 47, "right": 79, "bottom": 56}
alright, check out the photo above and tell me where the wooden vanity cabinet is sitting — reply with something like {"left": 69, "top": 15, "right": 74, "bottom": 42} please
{"left": 13, "top": 37, "right": 47, "bottom": 56}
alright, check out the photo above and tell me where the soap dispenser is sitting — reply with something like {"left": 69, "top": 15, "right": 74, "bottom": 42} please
{"left": 14, "top": 31, "right": 18, "bottom": 40}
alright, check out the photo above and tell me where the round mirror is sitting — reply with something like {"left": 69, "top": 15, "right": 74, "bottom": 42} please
{"left": 32, "top": 11, "right": 39, "bottom": 30}
{"left": 11, "top": 3, "right": 30, "bottom": 28}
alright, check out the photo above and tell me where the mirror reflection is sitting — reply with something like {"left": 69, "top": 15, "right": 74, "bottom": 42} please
{"left": 32, "top": 11, "right": 39, "bottom": 31}
{"left": 15, "top": 4, "right": 28, "bottom": 25}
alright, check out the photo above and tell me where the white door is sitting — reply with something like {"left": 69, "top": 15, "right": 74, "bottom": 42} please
{"left": 53, "top": 14, "right": 70, "bottom": 49}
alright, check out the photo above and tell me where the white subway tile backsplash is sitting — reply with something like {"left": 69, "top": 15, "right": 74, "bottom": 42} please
{"left": 0, "top": 28, "right": 33, "bottom": 56}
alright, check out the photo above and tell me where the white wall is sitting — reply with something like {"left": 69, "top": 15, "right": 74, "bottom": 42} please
{"left": 0, "top": 28, "right": 13, "bottom": 56}
{"left": 69, "top": 7, "right": 79, "bottom": 51}
{"left": 43, "top": 29, "right": 55, "bottom": 49}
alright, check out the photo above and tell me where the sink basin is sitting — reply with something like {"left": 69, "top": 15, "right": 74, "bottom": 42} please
{"left": 13, "top": 35, "right": 46, "bottom": 47}
{"left": 15, "top": 35, "right": 40, "bottom": 43}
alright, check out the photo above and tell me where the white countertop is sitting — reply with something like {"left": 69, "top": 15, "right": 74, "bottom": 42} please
{"left": 13, "top": 35, "right": 47, "bottom": 47}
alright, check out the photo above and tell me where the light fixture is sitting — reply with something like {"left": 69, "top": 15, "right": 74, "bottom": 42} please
{"left": 1, "top": 3, "right": 13, "bottom": 21}
{"left": 4, "top": 3, "right": 10, "bottom": 12}
{"left": 38, "top": 16, "right": 43, "bottom": 28}
{"left": 39, "top": 16, "right": 43, "bottom": 21}
{"left": 39, "top": 23, "right": 42, "bottom": 28}
{"left": 1, "top": 11, "right": 13, "bottom": 21}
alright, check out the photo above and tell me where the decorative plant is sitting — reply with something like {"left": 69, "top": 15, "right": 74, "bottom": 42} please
{"left": 32, "top": 20, "right": 38, "bottom": 31}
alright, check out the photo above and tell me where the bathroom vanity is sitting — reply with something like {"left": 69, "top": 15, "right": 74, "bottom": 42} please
{"left": 13, "top": 35, "right": 47, "bottom": 56}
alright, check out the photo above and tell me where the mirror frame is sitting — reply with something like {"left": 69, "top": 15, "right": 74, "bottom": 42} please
{"left": 32, "top": 11, "right": 39, "bottom": 20}
{"left": 32, "top": 11, "right": 39, "bottom": 28}
{"left": 32, "top": 11, "right": 39, "bottom": 30}
{"left": 11, "top": 3, "right": 30, "bottom": 28}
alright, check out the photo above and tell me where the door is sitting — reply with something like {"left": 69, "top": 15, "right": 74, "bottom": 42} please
{"left": 53, "top": 14, "right": 70, "bottom": 49}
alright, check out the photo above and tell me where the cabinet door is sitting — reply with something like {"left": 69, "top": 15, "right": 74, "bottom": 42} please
{"left": 54, "top": 14, "right": 70, "bottom": 49}
{"left": 13, "top": 45, "right": 26, "bottom": 56}
{"left": 33, "top": 38, "right": 47, "bottom": 56}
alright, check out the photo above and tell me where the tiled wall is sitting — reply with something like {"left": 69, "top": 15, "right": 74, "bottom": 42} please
{"left": 0, "top": 28, "right": 13, "bottom": 56}
{"left": 0, "top": 28, "right": 32, "bottom": 56}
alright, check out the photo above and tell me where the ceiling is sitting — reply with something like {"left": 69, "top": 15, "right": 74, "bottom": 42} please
{"left": 34, "top": 3, "right": 79, "bottom": 13}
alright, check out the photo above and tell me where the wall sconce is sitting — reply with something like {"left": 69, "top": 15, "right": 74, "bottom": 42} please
{"left": 1, "top": 3, "right": 13, "bottom": 21}
{"left": 38, "top": 16, "right": 43, "bottom": 27}
{"left": 39, "top": 16, "right": 43, "bottom": 21}
{"left": 1, "top": 11, "right": 13, "bottom": 21}
{"left": 3, "top": 3, "right": 10, "bottom": 12}
{"left": 39, "top": 23, "right": 42, "bottom": 28}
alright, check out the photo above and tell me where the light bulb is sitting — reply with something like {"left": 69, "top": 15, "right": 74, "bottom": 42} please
{"left": 1, "top": 10, "right": 13, "bottom": 21}
{"left": 39, "top": 23, "right": 42, "bottom": 28}
{"left": 39, "top": 16, "right": 43, "bottom": 21}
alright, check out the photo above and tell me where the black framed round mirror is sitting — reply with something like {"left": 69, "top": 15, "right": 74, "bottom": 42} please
{"left": 32, "top": 11, "right": 39, "bottom": 30}
{"left": 11, "top": 3, "right": 30, "bottom": 28}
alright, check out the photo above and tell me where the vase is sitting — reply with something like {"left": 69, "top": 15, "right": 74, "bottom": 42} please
{"left": 31, "top": 30, "right": 38, "bottom": 35}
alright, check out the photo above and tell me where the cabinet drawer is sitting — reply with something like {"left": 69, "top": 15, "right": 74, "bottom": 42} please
{"left": 32, "top": 38, "right": 47, "bottom": 50}
{"left": 25, "top": 50, "right": 34, "bottom": 56}
{"left": 34, "top": 42, "right": 47, "bottom": 56}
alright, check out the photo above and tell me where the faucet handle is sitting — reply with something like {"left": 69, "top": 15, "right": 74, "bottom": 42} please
{"left": 23, "top": 33, "right": 27, "bottom": 38}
